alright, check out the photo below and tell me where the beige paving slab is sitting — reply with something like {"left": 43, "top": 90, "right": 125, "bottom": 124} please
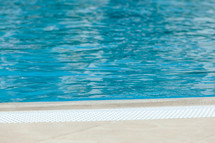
{"left": 0, "top": 118, "right": 215, "bottom": 143}
{"left": 0, "top": 122, "right": 107, "bottom": 143}
{"left": 40, "top": 118, "right": 215, "bottom": 143}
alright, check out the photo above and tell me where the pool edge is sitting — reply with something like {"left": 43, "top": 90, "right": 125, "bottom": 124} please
{"left": 1, "top": 97, "right": 215, "bottom": 112}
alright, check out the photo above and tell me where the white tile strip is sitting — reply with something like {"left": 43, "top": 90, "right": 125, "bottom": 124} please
{"left": 0, "top": 106, "right": 215, "bottom": 123}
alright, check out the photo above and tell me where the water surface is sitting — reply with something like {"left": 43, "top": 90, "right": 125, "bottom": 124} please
{"left": 0, "top": 0, "right": 215, "bottom": 102}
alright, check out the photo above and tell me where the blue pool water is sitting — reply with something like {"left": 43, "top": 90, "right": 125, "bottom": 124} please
{"left": 0, "top": 0, "right": 215, "bottom": 102}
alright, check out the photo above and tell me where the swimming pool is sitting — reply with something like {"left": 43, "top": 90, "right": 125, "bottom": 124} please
{"left": 0, "top": 0, "right": 215, "bottom": 102}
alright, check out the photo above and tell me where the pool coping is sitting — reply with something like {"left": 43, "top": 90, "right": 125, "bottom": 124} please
{"left": 1, "top": 97, "right": 215, "bottom": 112}
{"left": 1, "top": 97, "right": 215, "bottom": 142}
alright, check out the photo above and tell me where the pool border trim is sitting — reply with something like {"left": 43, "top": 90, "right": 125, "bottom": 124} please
{"left": 0, "top": 105, "right": 214, "bottom": 123}
{"left": 0, "top": 97, "right": 215, "bottom": 112}
{"left": 0, "top": 97, "right": 215, "bottom": 123}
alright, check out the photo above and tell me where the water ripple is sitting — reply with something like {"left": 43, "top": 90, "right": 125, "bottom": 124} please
{"left": 0, "top": 0, "right": 215, "bottom": 102}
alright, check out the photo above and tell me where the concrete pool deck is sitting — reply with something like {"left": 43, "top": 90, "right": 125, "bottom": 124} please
{"left": 0, "top": 97, "right": 215, "bottom": 143}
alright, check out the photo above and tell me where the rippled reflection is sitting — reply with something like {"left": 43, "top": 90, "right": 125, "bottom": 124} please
{"left": 0, "top": 0, "right": 215, "bottom": 102}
